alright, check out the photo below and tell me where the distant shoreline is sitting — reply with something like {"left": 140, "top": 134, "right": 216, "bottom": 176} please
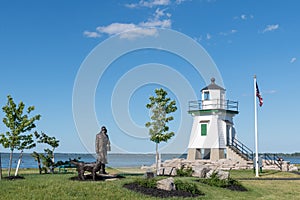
{"left": 0, "top": 152, "right": 299, "bottom": 155}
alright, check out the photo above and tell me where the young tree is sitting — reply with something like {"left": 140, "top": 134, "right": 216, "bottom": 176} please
{"left": 145, "top": 88, "right": 177, "bottom": 175}
{"left": 14, "top": 134, "right": 36, "bottom": 176}
{"left": 34, "top": 131, "right": 59, "bottom": 173}
{"left": 31, "top": 151, "right": 42, "bottom": 174}
{"left": 0, "top": 95, "right": 40, "bottom": 176}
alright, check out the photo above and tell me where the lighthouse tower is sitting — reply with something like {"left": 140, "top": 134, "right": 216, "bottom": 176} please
{"left": 187, "top": 78, "right": 239, "bottom": 161}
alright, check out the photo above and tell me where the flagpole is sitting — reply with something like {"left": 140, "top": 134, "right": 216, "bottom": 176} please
{"left": 254, "top": 75, "right": 259, "bottom": 177}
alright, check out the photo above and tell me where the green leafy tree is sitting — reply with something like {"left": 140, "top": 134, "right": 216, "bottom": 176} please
{"left": 0, "top": 95, "right": 40, "bottom": 176}
{"left": 145, "top": 88, "right": 177, "bottom": 175}
{"left": 40, "top": 149, "right": 55, "bottom": 173}
{"left": 34, "top": 131, "right": 59, "bottom": 173}
{"left": 31, "top": 151, "right": 42, "bottom": 174}
{"left": 14, "top": 134, "right": 36, "bottom": 176}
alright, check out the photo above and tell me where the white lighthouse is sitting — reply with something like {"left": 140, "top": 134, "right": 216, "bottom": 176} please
{"left": 187, "top": 78, "right": 240, "bottom": 161}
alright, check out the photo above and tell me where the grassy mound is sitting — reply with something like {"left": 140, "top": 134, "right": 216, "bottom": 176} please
{"left": 198, "top": 172, "right": 247, "bottom": 191}
{"left": 123, "top": 178, "right": 204, "bottom": 198}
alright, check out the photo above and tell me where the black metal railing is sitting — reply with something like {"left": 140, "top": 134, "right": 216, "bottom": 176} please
{"left": 228, "top": 138, "right": 253, "bottom": 161}
{"left": 188, "top": 99, "right": 238, "bottom": 112}
{"left": 263, "top": 153, "right": 283, "bottom": 170}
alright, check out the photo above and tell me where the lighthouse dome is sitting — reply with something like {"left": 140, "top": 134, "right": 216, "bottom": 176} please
{"left": 201, "top": 78, "right": 225, "bottom": 91}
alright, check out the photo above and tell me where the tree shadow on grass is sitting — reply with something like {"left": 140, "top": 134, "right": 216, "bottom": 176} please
{"left": 3, "top": 175, "right": 25, "bottom": 180}
{"left": 259, "top": 170, "right": 281, "bottom": 177}
{"left": 70, "top": 173, "right": 125, "bottom": 181}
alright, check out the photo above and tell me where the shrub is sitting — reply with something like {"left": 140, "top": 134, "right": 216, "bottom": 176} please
{"left": 204, "top": 171, "right": 228, "bottom": 187}
{"left": 199, "top": 171, "right": 247, "bottom": 191}
{"left": 134, "top": 178, "right": 157, "bottom": 188}
{"left": 174, "top": 179, "right": 204, "bottom": 195}
{"left": 176, "top": 166, "right": 193, "bottom": 177}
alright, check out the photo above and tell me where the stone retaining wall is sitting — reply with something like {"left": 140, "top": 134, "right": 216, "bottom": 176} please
{"left": 142, "top": 158, "right": 299, "bottom": 177}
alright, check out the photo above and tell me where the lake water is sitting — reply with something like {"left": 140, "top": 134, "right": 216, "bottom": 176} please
{"left": 0, "top": 153, "right": 185, "bottom": 169}
{"left": 0, "top": 153, "right": 299, "bottom": 169}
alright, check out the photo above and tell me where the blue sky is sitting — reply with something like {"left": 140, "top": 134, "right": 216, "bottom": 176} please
{"left": 0, "top": 0, "right": 299, "bottom": 154}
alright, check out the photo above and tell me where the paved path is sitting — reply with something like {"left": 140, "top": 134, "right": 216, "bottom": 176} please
{"left": 238, "top": 177, "right": 300, "bottom": 180}
{"left": 238, "top": 171, "right": 300, "bottom": 180}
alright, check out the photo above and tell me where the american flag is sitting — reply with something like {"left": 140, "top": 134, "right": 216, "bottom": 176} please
{"left": 256, "top": 82, "right": 263, "bottom": 107}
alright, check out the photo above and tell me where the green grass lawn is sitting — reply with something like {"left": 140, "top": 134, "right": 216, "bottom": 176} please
{"left": 0, "top": 168, "right": 299, "bottom": 200}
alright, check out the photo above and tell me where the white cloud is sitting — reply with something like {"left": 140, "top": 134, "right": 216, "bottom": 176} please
{"left": 86, "top": 2, "right": 173, "bottom": 40}
{"left": 140, "top": 19, "right": 171, "bottom": 28}
{"left": 125, "top": 3, "right": 138, "bottom": 8}
{"left": 219, "top": 29, "right": 237, "bottom": 36}
{"left": 144, "top": 0, "right": 171, "bottom": 7}
{"left": 83, "top": 31, "right": 101, "bottom": 38}
{"left": 125, "top": 0, "right": 171, "bottom": 8}
{"left": 234, "top": 14, "right": 254, "bottom": 20}
{"left": 153, "top": 8, "right": 169, "bottom": 20}
{"left": 194, "top": 35, "right": 202, "bottom": 42}
{"left": 175, "top": 0, "right": 191, "bottom": 4}
{"left": 94, "top": 11, "right": 171, "bottom": 39}
{"left": 96, "top": 23, "right": 159, "bottom": 39}
{"left": 290, "top": 57, "right": 297, "bottom": 63}
{"left": 119, "top": 28, "right": 158, "bottom": 39}
{"left": 206, "top": 33, "right": 212, "bottom": 40}
{"left": 175, "top": 0, "right": 184, "bottom": 4}
{"left": 263, "top": 24, "right": 279, "bottom": 33}
{"left": 96, "top": 23, "right": 137, "bottom": 35}
{"left": 94, "top": 18, "right": 171, "bottom": 39}
{"left": 154, "top": 8, "right": 165, "bottom": 18}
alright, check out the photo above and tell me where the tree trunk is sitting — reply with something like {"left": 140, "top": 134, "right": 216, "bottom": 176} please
{"left": 0, "top": 152, "right": 2, "bottom": 180}
{"left": 8, "top": 150, "right": 13, "bottom": 176}
{"left": 37, "top": 157, "right": 42, "bottom": 174}
{"left": 156, "top": 143, "right": 159, "bottom": 175}
{"left": 52, "top": 148, "right": 55, "bottom": 163}
{"left": 15, "top": 150, "right": 23, "bottom": 176}
{"left": 51, "top": 148, "right": 55, "bottom": 174}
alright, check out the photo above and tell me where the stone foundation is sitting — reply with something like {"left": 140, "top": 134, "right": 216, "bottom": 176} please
{"left": 187, "top": 148, "right": 226, "bottom": 161}
{"left": 144, "top": 157, "right": 299, "bottom": 177}
{"left": 210, "top": 149, "right": 226, "bottom": 161}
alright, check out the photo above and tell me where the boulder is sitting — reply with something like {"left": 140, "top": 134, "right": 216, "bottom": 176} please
{"left": 156, "top": 177, "right": 176, "bottom": 191}
{"left": 163, "top": 159, "right": 182, "bottom": 168}
{"left": 164, "top": 167, "right": 175, "bottom": 176}
{"left": 170, "top": 168, "right": 177, "bottom": 176}
{"left": 192, "top": 166, "right": 210, "bottom": 178}
{"left": 289, "top": 165, "right": 298, "bottom": 172}
{"left": 158, "top": 167, "right": 177, "bottom": 176}
{"left": 206, "top": 169, "right": 229, "bottom": 180}
{"left": 158, "top": 168, "right": 164, "bottom": 175}
{"left": 217, "top": 170, "right": 230, "bottom": 180}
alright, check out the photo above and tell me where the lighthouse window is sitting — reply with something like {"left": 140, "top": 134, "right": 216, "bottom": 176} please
{"left": 204, "top": 91, "right": 210, "bottom": 100}
{"left": 201, "top": 124, "right": 207, "bottom": 136}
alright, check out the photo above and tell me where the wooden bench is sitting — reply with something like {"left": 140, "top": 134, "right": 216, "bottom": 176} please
{"left": 58, "top": 162, "right": 83, "bottom": 173}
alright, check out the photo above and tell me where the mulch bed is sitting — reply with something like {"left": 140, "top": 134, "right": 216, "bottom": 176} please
{"left": 196, "top": 180, "right": 248, "bottom": 192}
{"left": 123, "top": 182, "right": 202, "bottom": 198}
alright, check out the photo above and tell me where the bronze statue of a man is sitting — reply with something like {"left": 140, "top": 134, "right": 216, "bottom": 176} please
{"left": 95, "top": 126, "right": 111, "bottom": 174}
